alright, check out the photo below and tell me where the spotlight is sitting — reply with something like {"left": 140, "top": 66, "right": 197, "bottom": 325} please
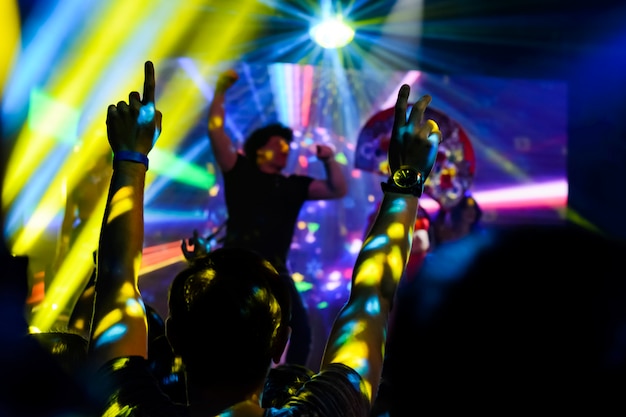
{"left": 309, "top": 15, "right": 355, "bottom": 49}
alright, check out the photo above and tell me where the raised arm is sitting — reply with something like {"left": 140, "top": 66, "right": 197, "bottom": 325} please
{"left": 307, "top": 144, "right": 348, "bottom": 200}
{"left": 88, "top": 61, "right": 162, "bottom": 369}
{"left": 207, "top": 69, "right": 239, "bottom": 172}
{"left": 320, "top": 84, "right": 441, "bottom": 404}
{"left": 52, "top": 188, "right": 77, "bottom": 273}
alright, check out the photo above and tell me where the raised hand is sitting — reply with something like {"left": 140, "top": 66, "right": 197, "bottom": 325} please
{"left": 388, "top": 84, "right": 441, "bottom": 182}
{"left": 90, "top": 60, "right": 161, "bottom": 368}
{"left": 106, "top": 60, "right": 162, "bottom": 156}
{"left": 315, "top": 144, "right": 335, "bottom": 161}
{"left": 215, "top": 69, "right": 239, "bottom": 94}
{"left": 181, "top": 229, "right": 210, "bottom": 261}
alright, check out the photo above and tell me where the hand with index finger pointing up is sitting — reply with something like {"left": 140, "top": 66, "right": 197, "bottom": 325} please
{"left": 106, "top": 60, "right": 162, "bottom": 158}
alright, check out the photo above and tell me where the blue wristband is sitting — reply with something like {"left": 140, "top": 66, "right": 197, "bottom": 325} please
{"left": 114, "top": 151, "right": 149, "bottom": 170}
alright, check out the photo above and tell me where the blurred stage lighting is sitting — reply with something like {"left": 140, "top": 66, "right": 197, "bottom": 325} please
{"left": 309, "top": 15, "right": 354, "bottom": 49}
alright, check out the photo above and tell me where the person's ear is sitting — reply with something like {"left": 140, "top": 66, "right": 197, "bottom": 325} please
{"left": 271, "top": 324, "right": 291, "bottom": 364}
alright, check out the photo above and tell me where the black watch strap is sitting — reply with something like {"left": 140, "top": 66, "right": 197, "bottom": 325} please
{"left": 381, "top": 167, "right": 424, "bottom": 197}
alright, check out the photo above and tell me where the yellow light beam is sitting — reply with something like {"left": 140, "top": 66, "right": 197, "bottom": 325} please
{"left": 0, "top": 0, "right": 20, "bottom": 97}
{"left": 6, "top": 0, "right": 181, "bottom": 251}
{"left": 29, "top": 188, "right": 107, "bottom": 331}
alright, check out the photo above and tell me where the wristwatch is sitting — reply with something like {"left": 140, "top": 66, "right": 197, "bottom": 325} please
{"left": 381, "top": 166, "right": 424, "bottom": 197}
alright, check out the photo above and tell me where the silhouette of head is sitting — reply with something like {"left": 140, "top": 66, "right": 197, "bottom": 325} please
{"left": 166, "top": 247, "right": 291, "bottom": 392}
{"left": 244, "top": 123, "right": 293, "bottom": 167}
{"left": 449, "top": 193, "right": 482, "bottom": 227}
{"left": 385, "top": 223, "right": 626, "bottom": 407}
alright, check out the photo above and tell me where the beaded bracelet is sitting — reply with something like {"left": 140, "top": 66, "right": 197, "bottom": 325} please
{"left": 114, "top": 151, "right": 149, "bottom": 170}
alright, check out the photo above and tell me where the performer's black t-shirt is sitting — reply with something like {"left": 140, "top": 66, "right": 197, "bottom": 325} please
{"left": 222, "top": 154, "right": 313, "bottom": 274}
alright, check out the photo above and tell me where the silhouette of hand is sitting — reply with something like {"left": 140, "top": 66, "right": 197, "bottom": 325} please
{"left": 181, "top": 229, "right": 210, "bottom": 261}
{"left": 106, "top": 61, "right": 162, "bottom": 156}
{"left": 388, "top": 84, "right": 441, "bottom": 181}
{"left": 215, "top": 69, "right": 239, "bottom": 94}
{"left": 315, "top": 144, "right": 335, "bottom": 161}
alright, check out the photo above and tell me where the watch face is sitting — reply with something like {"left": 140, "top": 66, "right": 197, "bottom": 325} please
{"left": 393, "top": 168, "right": 420, "bottom": 188}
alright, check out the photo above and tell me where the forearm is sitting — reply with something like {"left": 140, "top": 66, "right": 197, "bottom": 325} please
{"left": 321, "top": 192, "right": 418, "bottom": 401}
{"left": 89, "top": 161, "right": 148, "bottom": 366}
{"left": 322, "top": 158, "right": 348, "bottom": 196}
{"left": 352, "top": 192, "right": 417, "bottom": 307}
{"left": 59, "top": 219, "right": 73, "bottom": 244}
{"left": 56, "top": 204, "right": 75, "bottom": 256}
{"left": 53, "top": 227, "right": 71, "bottom": 270}
{"left": 207, "top": 90, "right": 238, "bottom": 170}
{"left": 55, "top": 233, "right": 70, "bottom": 260}
{"left": 208, "top": 90, "right": 226, "bottom": 135}
{"left": 97, "top": 162, "right": 145, "bottom": 283}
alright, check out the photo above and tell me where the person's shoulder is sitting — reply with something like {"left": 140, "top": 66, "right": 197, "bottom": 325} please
{"left": 262, "top": 364, "right": 315, "bottom": 408}
{"left": 225, "top": 153, "right": 255, "bottom": 175}
{"left": 262, "top": 363, "right": 368, "bottom": 414}
{"left": 317, "top": 363, "right": 367, "bottom": 391}
{"left": 96, "top": 356, "right": 186, "bottom": 416}
{"left": 233, "top": 152, "right": 251, "bottom": 167}
{"left": 95, "top": 356, "right": 152, "bottom": 390}
{"left": 274, "top": 364, "right": 368, "bottom": 415}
